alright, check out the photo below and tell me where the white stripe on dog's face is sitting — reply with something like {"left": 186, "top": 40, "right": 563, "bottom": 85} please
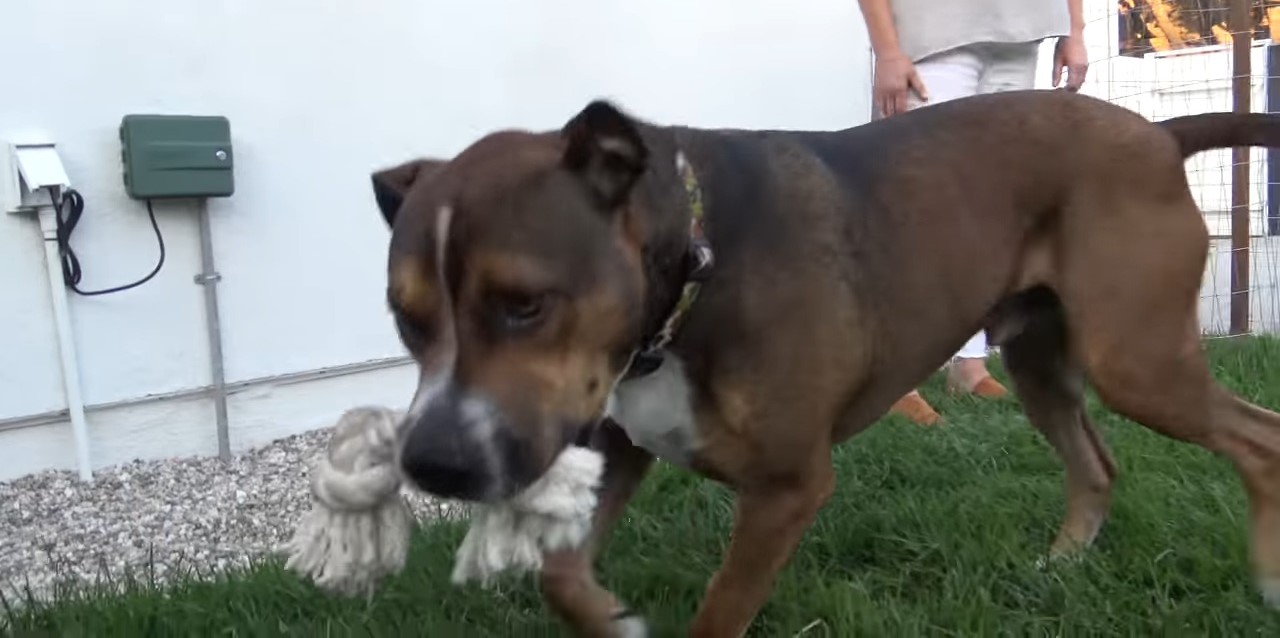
{"left": 407, "top": 205, "right": 458, "bottom": 421}
{"left": 398, "top": 204, "right": 505, "bottom": 498}
{"left": 407, "top": 368, "right": 448, "bottom": 419}
{"left": 459, "top": 395, "right": 502, "bottom": 483}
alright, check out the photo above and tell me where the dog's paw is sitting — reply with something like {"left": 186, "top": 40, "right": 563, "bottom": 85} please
{"left": 611, "top": 610, "right": 649, "bottom": 638}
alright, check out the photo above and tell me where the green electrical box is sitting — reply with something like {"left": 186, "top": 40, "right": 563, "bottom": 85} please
{"left": 119, "top": 114, "right": 234, "bottom": 200}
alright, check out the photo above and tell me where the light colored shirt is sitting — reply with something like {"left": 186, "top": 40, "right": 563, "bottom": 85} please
{"left": 888, "top": 0, "right": 1071, "bottom": 62}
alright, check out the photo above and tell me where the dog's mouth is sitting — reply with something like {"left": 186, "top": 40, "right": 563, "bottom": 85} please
{"left": 393, "top": 388, "right": 512, "bottom": 501}
{"left": 568, "top": 419, "right": 599, "bottom": 448}
{"left": 396, "top": 395, "right": 602, "bottom": 503}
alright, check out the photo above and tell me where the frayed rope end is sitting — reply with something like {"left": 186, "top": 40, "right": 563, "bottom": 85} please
{"left": 280, "top": 406, "right": 412, "bottom": 598}
{"left": 450, "top": 445, "right": 605, "bottom": 588}
{"left": 280, "top": 405, "right": 605, "bottom": 596}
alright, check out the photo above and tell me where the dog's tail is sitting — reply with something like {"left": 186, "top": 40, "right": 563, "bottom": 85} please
{"left": 1159, "top": 112, "right": 1280, "bottom": 158}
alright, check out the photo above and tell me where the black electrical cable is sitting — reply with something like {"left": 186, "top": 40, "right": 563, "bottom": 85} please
{"left": 47, "top": 188, "right": 166, "bottom": 296}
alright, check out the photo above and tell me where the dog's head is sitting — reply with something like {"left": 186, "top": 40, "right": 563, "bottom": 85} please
{"left": 372, "top": 101, "right": 685, "bottom": 502}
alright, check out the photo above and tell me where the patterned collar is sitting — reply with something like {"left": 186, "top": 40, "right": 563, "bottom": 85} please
{"left": 622, "top": 151, "right": 714, "bottom": 380}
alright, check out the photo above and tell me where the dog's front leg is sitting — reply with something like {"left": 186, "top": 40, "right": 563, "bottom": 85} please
{"left": 689, "top": 467, "right": 835, "bottom": 638}
{"left": 540, "top": 418, "right": 654, "bottom": 637}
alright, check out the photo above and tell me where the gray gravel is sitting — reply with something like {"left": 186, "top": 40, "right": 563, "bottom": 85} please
{"left": 0, "top": 428, "right": 452, "bottom": 603}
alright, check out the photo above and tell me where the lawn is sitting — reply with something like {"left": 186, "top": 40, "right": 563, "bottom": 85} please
{"left": 7, "top": 337, "right": 1280, "bottom": 637}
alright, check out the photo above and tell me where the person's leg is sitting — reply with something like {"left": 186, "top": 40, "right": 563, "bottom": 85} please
{"left": 942, "top": 41, "right": 1044, "bottom": 396}
{"left": 975, "top": 41, "right": 1042, "bottom": 94}
{"left": 905, "top": 46, "right": 985, "bottom": 108}
{"left": 888, "top": 46, "right": 985, "bottom": 424}
{"left": 948, "top": 329, "right": 1008, "bottom": 397}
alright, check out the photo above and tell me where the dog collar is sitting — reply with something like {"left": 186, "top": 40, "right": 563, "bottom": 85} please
{"left": 622, "top": 151, "right": 713, "bottom": 380}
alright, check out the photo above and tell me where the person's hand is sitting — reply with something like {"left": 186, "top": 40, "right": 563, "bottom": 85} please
{"left": 873, "top": 53, "right": 928, "bottom": 117}
{"left": 1052, "top": 35, "right": 1089, "bottom": 91}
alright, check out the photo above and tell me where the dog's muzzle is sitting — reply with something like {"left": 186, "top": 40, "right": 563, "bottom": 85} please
{"left": 398, "top": 384, "right": 532, "bottom": 502}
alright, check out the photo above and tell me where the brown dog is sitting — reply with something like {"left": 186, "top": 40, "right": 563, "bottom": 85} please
{"left": 369, "top": 89, "right": 1280, "bottom": 637}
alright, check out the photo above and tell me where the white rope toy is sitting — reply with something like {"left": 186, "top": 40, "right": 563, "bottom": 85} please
{"left": 281, "top": 405, "right": 605, "bottom": 597}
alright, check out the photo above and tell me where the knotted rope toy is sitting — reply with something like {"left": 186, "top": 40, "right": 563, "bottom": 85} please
{"left": 281, "top": 405, "right": 605, "bottom": 597}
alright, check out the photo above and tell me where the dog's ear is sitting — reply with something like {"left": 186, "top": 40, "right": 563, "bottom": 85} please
{"left": 371, "top": 159, "right": 446, "bottom": 227}
{"left": 561, "top": 100, "right": 650, "bottom": 210}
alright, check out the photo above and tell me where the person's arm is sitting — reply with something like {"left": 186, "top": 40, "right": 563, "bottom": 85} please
{"left": 1067, "top": 0, "right": 1085, "bottom": 38}
{"left": 857, "top": 0, "right": 927, "bottom": 116}
{"left": 856, "top": 0, "right": 905, "bottom": 59}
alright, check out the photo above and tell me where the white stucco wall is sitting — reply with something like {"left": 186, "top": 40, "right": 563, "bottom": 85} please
{"left": 0, "top": 0, "right": 873, "bottom": 480}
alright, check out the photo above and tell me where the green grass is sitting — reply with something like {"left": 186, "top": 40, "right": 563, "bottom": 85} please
{"left": 8, "top": 337, "right": 1280, "bottom": 637}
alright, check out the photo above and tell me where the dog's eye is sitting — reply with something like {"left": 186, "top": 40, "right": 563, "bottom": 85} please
{"left": 493, "top": 292, "right": 548, "bottom": 331}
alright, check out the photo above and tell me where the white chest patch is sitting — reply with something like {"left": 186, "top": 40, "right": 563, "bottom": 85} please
{"left": 605, "top": 354, "right": 701, "bottom": 468}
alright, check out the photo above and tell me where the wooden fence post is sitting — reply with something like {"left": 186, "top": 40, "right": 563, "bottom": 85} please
{"left": 1230, "top": 0, "right": 1252, "bottom": 335}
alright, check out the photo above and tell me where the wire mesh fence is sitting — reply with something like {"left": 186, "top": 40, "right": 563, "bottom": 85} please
{"left": 1079, "top": 0, "right": 1280, "bottom": 336}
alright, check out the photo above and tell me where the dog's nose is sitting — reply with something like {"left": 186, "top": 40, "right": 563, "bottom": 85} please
{"left": 399, "top": 402, "right": 498, "bottom": 501}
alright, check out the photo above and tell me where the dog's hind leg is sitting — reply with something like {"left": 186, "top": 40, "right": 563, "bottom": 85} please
{"left": 1084, "top": 331, "right": 1280, "bottom": 605}
{"left": 1206, "top": 393, "right": 1280, "bottom": 605}
{"left": 1062, "top": 192, "right": 1280, "bottom": 605}
{"left": 1085, "top": 339, "right": 1280, "bottom": 605}
{"left": 540, "top": 419, "right": 654, "bottom": 637}
{"left": 999, "top": 289, "right": 1117, "bottom": 559}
